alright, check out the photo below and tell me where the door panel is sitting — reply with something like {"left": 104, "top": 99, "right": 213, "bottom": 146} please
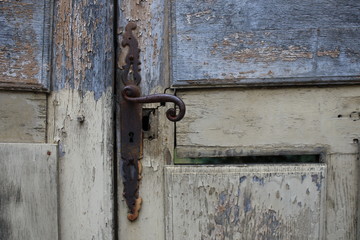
{"left": 171, "top": 0, "right": 360, "bottom": 87}
{"left": 0, "top": 0, "right": 53, "bottom": 91}
{"left": 175, "top": 86, "right": 360, "bottom": 239}
{"left": 166, "top": 165, "right": 326, "bottom": 239}
{"left": 0, "top": 143, "right": 58, "bottom": 240}
{"left": 0, "top": 91, "right": 46, "bottom": 143}
{"left": 176, "top": 87, "right": 360, "bottom": 155}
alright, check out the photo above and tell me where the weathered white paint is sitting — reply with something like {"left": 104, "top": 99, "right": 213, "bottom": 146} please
{"left": 49, "top": 0, "right": 115, "bottom": 238}
{"left": 0, "top": 143, "right": 58, "bottom": 240}
{"left": 177, "top": 86, "right": 360, "bottom": 155}
{"left": 171, "top": 0, "right": 360, "bottom": 87}
{"left": 326, "top": 154, "right": 358, "bottom": 240}
{"left": 175, "top": 86, "right": 360, "bottom": 239}
{"left": 47, "top": 89, "right": 114, "bottom": 240}
{"left": 0, "top": 91, "right": 46, "bottom": 143}
{"left": 166, "top": 165, "right": 326, "bottom": 239}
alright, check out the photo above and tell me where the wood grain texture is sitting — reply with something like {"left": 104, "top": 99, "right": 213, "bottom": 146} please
{"left": 176, "top": 86, "right": 360, "bottom": 239}
{"left": 48, "top": 90, "right": 115, "bottom": 240}
{"left": 0, "top": 91, "right": 46, "bottom": 143}
{"left": 165, "top": 165, "right": 326, "bottom": 240}
{"left": 171, "top": 0, "right": 360, "bottom": 87}
{"left": 176, "top": 86, "right": 360, "bottom": 155}
{"left": 0, "top": 143, "right": 58, "bottom": 240}
{"left": 0, "top": 0, "right": 53, "bottom": 91}
{"left": 48, "top": 0, "right": 115, "bottom": 238}
{"left": 52, "top": 0, "right": 113, "bottom": 100}
{"left": 326, "top": 154, "right": 358, "bottom": 240}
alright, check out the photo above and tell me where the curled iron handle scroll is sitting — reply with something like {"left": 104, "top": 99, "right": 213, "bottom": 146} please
{"left": 122, "top": 85, "right": 186, "bottom": 122}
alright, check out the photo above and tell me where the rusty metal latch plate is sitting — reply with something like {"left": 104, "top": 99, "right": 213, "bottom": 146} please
{"left": 119, "top": 22, "right": 185, "bottom": 221}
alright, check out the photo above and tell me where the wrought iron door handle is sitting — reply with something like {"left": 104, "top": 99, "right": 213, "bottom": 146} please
{"left": 122, "top": 85, "right": 185, "bottom": 122}
{"left": 119, "top": 22, "right": 186, "bottom": 221}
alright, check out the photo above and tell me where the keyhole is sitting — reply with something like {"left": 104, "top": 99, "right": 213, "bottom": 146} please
{"left": 129, "top": 132, "right": 134, "bottom": 143}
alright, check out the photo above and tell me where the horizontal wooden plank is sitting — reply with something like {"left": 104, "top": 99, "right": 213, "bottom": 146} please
{"left": 0, "top": 0, "right": 53, "bottom": 91}
{"left": 0, "top": 91, "right": 46, "bottom": 143}
{"left": 166, "top": 164, "right": 326, "bottom": 239}
{"left": 171, "top": 0, "right": 360, "bottom": 87}
{"left": 176, "top": 86, "right": 360, "bottom": 155}
{"left": 0, "top": 143, "right": 58, "bottom": 240}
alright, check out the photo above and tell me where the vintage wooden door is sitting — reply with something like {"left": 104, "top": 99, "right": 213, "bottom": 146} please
{"left": 1, "top": 0, "right": 359, "bottom": 239}
{"left": 117, "top": 0, "right": 360, "bottom": 240}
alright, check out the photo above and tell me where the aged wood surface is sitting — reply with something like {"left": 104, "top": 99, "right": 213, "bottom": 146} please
{"left": 0, "top": 143, "right": 58, "bottom": 240}
{"left": 165, "top": 165, "right": 326, "bottom": 239}
{"left": 116, "top": 0, "right": 174, "bottom": 239}
{"left": 0, "top": 0, "right": 53, "bottom": 91}
{"left": 326, "top": 154, "right": 358, "bottom": 240}
{"left": 171, "top": 0, "right": 360, "bottom": 87}
{"left": 176, "top": 86, "right": 360, "bottom": 239}
{"left": 177, "top": 86, "right": 360, "bottom": 155}
{"left": 48, "top": 0, "right": 115, "bottom": 238}
{"left": 0, "top": 91, "right": 46, "bottom": 143}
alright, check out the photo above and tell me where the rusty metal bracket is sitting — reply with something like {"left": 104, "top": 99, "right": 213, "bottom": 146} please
{"left": 119, "top": 22, "right": 186, "bottom": 221}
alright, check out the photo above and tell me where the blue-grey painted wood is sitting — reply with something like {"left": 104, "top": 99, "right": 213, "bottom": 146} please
{"left": 0, "top": 0, "right": 53, "bottom": 91}
{"left": 52, "top": 0, "right": 114, "bottom": 100}
{"left": 171, "top": 0, "right": 360, "bottom": 87}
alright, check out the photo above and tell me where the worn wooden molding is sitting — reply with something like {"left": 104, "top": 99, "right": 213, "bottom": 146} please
{"left": 0, "top": 143, "right": 58, "bottom": 240}
{"left": 0, "top": 0, "right": 53, "bottom": 92}
{"left": 170, "top": 0, "right": 360, "bottom": 87}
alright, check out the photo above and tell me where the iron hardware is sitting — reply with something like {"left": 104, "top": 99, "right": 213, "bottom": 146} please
{"left": 119, "top": 22, "right": 186, "bottom": 221}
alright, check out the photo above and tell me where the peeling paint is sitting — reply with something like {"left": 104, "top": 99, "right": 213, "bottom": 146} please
{"left": 0, "top": 0, "right": 51, "bottom": 90}
{"left": 253, "top": 175, "right": 265, "bottom": 185}
{"left": 239, "top": 176, "right": 246, "bottom": 183}
{"left": 171, "top": 0, "right": 360, "bottom": 86}
{"left": 317, "top": 49, "right": 340, "bottom": 58}
{"left": 166, "top": 165, "right": 326, "bottom": 239}
{"left": 223, "top": 45, "right": 313, "bottom": 63}
{"left": 53, "top": 0, "right": 113, "bottom": 99}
